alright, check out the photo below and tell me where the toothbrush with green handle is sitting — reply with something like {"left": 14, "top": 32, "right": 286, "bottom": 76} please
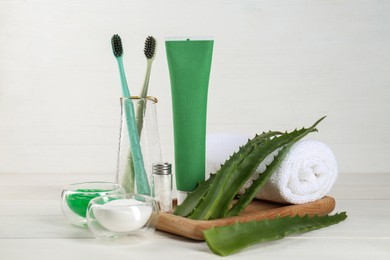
{"left": 111, "top": 34, "right": 151, "bottom": 195}
{"left": 136, "top": 36, "right": 156, "bottom": 136}
{"left": 140, "top": 36, "right": 156, "bottom": 98}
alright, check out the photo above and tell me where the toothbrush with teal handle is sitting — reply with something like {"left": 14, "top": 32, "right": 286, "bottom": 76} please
{"left": 111, "top": 34, "right": 151, "bottom": 195}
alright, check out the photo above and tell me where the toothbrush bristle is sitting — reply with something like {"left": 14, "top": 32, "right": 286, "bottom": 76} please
{"left": 144, "top": 36, "right": 156, "bottom": 59}
{"left": 111, "top": 34, "right": 123, "bottom": 57}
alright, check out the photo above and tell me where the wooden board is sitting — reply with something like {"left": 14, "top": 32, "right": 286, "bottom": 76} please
{"left": 156, "top": 196, "right": 336, "bottom": 240}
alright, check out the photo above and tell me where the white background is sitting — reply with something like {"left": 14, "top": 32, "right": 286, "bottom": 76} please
{"left": 1, "top": 0, "right": 389, "bottom": 177}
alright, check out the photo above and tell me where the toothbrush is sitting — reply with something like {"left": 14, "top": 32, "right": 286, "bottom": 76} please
{"left": 111, "top": 34, "right": 151, "bottom": 195}
{"left": 136, "top": 36, "right": 157, "bottom": 135}
{"left": 140, "top": 36, "right": 156, "bottom": 98}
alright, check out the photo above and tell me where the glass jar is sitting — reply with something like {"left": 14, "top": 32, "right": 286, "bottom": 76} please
{"left": 116, "top": 96, "right": 162, "bottom": 195}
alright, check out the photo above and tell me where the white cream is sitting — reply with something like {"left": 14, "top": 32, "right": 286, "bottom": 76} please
{"left": 93, "top": 199, "right": 152, "bottom": 233}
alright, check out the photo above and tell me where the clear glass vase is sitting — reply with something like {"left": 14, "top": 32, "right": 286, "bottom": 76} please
{"left": 116, "top": 96, "right": 162, "bottom": 194}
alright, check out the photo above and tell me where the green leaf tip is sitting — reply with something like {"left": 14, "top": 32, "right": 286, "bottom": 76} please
{"left": 204, "top": 212, "right": 347, "bottom": 256}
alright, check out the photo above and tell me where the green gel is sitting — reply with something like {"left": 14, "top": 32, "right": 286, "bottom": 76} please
{"left": 65, "top": 189, "right": 111, "bottom": 218}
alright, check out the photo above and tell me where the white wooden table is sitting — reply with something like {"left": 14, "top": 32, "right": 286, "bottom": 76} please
{"left": 0, "top": 172, "right": 389, "bottom": 259}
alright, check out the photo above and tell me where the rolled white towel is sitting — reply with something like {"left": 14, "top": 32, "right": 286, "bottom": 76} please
{"left": 206, "top": 134, "right": 338, "bottom": 204}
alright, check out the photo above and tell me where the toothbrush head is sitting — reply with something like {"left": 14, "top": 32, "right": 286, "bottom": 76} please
{"left": 144, "top": 36, "right": 156, "bottom": 59}
{"left": 111, "top": 34, "right": 123, "bottom": 58}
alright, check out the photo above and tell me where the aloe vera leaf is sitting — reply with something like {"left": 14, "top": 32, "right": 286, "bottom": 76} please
{"left": 191, "top": 117, "right": 325, "bottom": 220}
{"left": 226, "top": 146, "right": 286, "bottom": 217}
{"left": 188, "top": 131, "right": 282, "bottom": 220}
{"left": 227, "top": 117, "right": 324, "bottom": 217}
{"left": 204, "top": 212, "right": 348, "bottom": 256}
{"left": 174, "top": 131, "right": 281, "bottom": 217}
{"left": 174, "top": 174, "right": 216, "bottom": 217}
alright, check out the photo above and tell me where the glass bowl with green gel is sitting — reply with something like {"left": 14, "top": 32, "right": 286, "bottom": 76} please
{"left": 61, "top": 182, "right": 123, "bottom": 227}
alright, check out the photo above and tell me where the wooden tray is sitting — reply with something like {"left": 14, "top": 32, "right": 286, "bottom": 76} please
{"left": 156, "top": 196, "right": 335, "bottom": 240}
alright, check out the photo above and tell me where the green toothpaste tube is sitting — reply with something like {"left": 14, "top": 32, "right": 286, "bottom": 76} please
{"left": 165, "top": 38, "right": 214, "bottom": 204}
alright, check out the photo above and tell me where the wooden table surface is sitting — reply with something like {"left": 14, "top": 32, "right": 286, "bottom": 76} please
{"left": 0, "top": 172, "right": 389, "bottom": 259}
